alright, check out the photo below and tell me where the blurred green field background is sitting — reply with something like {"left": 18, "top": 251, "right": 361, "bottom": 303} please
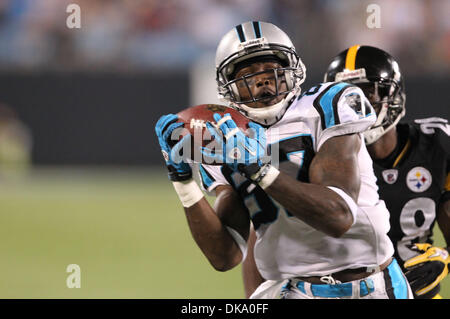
{"left": 0, "top": 167, "right": 448, "bottom": 299}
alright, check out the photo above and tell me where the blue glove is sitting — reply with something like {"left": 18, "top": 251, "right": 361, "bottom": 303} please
{"left": 155, "top": 114, "right": 192, "bottom": 181}
{"left": 201, "top": 113, "right": 269, "bottom": 179}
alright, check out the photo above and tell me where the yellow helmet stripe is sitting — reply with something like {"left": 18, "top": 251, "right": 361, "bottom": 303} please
{"left": 345, "top": 45, "right": 361, "bottom": 70}
{"left": 445, "top": 173, "right": 450, "bottom": 191}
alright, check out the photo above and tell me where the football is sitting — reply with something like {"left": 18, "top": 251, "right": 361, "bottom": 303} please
{"left": 173, "top": 104, "right": 251, "bottom": 165}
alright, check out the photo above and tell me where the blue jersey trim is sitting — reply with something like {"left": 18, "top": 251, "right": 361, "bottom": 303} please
{"left": 286, "top": 150, "right": 304, "bottom": 163}
{"left": 199, "top": 165, "right": 214, "bottom": 189}
{"left": 318, "top": 83, "right": 350, "bottom": 129}
{"left": 275, "top": 133, "right": 313, "bottom": 143}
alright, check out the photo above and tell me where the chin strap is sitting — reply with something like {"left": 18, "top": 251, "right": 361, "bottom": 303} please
{"left": 233, "top": 91, "right": 298, "bottom": 126}
{"left": 364, "top": 126, "right": 385, "bottom": 145}
{"left": 364, "top": 98, "right": 405, "bottom": 145}
{"left": 364, "top": 102, "right": 389, "bottom": 145}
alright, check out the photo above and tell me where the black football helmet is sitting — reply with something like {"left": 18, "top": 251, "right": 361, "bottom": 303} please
{"left": 324, "top": 45, "right": 406, "bottom": 144}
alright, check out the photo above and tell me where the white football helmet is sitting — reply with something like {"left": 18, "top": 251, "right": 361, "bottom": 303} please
{"left": 215, "top": 21, "right": 306, "bottom": 126}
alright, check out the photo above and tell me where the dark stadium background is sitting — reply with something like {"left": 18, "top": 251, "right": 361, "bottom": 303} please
{"left": 0, "top": 0, "right": 448, "bottom": 298}
{"left": 0, "top": 74, "right": 447, "bottom": 166}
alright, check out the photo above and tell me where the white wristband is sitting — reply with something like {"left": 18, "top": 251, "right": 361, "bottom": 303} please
{"left": 172, "top": 179, "right": 204, "bottom": 208}
{"left": 326, "top": 186, "right": 358, "bottom": 225}
{"left": 256, "top": 165, "right": 280, "bottom": 190}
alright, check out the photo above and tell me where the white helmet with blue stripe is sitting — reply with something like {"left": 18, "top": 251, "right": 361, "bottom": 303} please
{"left": 215, "top": 21, "right": 306, "bottom": 126}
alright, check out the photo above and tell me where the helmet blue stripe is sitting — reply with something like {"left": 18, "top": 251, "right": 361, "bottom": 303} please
{"left": 252, "top": 21, "right": 262, "bottom": 38}
{"left": 235, "top": 24, "right": 246, "bottom": 42}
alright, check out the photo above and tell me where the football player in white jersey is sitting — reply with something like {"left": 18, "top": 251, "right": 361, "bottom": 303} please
{"left": 155, "top": 21, "right": 412, "bottom": 299}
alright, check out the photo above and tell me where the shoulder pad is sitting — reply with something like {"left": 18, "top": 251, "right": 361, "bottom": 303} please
{"left": 306, "top": 82, "right": 373, "bottom": 130}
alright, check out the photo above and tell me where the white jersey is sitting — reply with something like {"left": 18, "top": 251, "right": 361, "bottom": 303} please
{"left": 198, "top": 82, "right": 395, "bottom": 280}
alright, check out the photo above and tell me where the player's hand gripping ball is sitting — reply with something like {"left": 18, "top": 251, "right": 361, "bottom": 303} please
{"left": 155, "top": 113, "right": 192, "bottom": 181}
{"left": 174, "top": 104, "right": 251, "bottom": 165}
{"left": 200, "top": 113, "right": 267, "bottom": 173}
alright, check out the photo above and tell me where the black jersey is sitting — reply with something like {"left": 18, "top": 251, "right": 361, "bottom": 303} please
{"left": 372, "top": 118, "right": 449, "bottom": 267}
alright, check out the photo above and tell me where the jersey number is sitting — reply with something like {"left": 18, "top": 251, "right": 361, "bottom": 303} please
{"left": 304, "top": 84, "right": 322, "bottom": 96}
{"left": 415, "top": 117, "right": 450, "bottom": 136}
{"left": 396, "top": 197, "right": 436, "bottom": 261}
{"left": 246, "top": 135, "right": 314, "bottom": 230}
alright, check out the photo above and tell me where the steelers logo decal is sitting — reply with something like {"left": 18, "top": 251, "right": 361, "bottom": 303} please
{"left": 406, "top": 167, "right": 432, "bottom": 193}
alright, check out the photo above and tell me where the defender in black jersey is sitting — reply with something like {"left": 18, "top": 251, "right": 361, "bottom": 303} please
{"left": 325, "top": 45, "right": 450, "bottom": 299}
